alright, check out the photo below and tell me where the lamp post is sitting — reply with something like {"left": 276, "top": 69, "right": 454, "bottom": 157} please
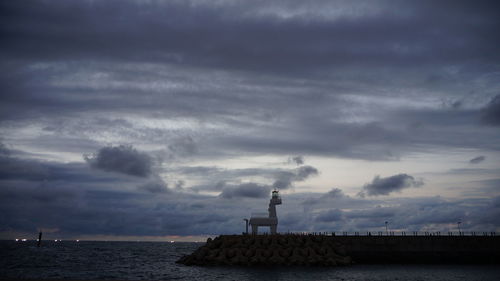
{"left": 457, "top": 221, "right": 461, "bottom": 235}
{"left": 385, "top": 221, "right": 389, "bottom": 236}
{"left": 243, "top": 219, "right": 249, "bottom": 234}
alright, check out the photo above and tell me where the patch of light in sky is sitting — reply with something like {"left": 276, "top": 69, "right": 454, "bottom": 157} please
{"left": 302, "top": 149, "right": 500, "bottom": 197}
{"left": 191, "top": 155, "right": 286, "bottom": 171}
{"left": 125, "top": 116, "right": 224, "bottom": 131}
{"left": 342, "top": 93, "right": 444, "bottom": 111}
{"left": 246, "top": 1, "right": 389, "bottom": 21}
{"left": 49, "top": 70, "right": 187, "bottom": 92}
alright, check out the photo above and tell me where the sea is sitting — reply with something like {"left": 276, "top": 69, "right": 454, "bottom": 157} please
{"left": 1, "top": 240, "right": 500, "bottom": 281}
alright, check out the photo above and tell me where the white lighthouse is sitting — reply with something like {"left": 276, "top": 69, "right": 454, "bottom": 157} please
{"left": 248, "top": 190, "right": 282, "bottom": 234}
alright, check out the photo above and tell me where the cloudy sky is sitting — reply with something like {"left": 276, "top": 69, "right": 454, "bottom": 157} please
{"left": 1, "top": 0, "right": 499, "bottom": 241}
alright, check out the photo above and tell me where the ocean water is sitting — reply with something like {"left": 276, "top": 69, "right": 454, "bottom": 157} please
{"left": 1, "top": 240, "right": 499, "bottom": 281}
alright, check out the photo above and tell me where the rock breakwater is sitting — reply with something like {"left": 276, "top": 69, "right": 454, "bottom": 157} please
{"left": 177, "top": 234, "right": 352, "bottom": 266}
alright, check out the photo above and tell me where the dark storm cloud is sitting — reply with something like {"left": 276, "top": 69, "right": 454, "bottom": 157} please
{"left": 279, "top": 212, "right": 311, "bottom": 231}
{"left": 0, "top": 154, "right": 49, "bottom": 181}
{"left": 213, "top": 121, "right": 412, "bottom": 161}
{"left": 1, "top": 155, "right": 498, "bottom": 237}
{"left": 3, "top": 150, "right": 496, "bottom": 238}
{"left": 480, "top": 95, "right": 500, "bottom": 126}
{"left": 315, "top": 209, "right": 343, "bottom": 222}
{"left": 138, "top": 180, "right": 170, "bottom": 194}
{"left": 167, "top": 136, "right": 198, "bottom": 158}
{"left": 301, "top": 188, "right": 356, "bottom": 212}
{"left": 308, "top": 195, "right": 499, "bottom": 232}
{"left": 0, "top": 142, "right": 10, "bottom": 156}
{"left": 201, "top": 93, "right": 500, "bottom": 159}
{"left": 469, "top": 155, "right": 486, "bottom": 164}
{"left": 174, "top": 180, "right": 185, "bottom": 190}
{"left": 361, "top": 173, "right": 424, "bottom": 196}
{"left": 291, "top": 156, "right": 304, "bottom": 166}
{"left": 272, "top": 180, "right": 292, "bottom": 190}
{"left": 0, "top": 149, "right": 121, "bottom": 183}
{"left": 181, "top": 164, "right": 319, "bottom": 192}
{"left": 365, "top": 197, "right": 476, "bottom": 230}
{"left": 0, "top": 151, "right": 238, "bottom": 236}
{"left": 219, "top": 182, "right": 271, "bottom": 199}
{"left": 309, "top": 188, "right": 381, "bottom": 210}
{"left": 0, "top": 0, "right": 499, "bottom": 161}
{"left": 0, "top": 185, "right": 229, "bottom": 236}
{"left": 1, "top": 0, "right": 499, "bottom": 71}
{"left": 272, "top": 165, "right": 319, "bottom": 190}
{"left": 464, "top": 178, "right": 500, "bottom": 197}
{"left": 296, "top": 166, "right": 319, "bottom": 180}
{"left": 325, "top": 188, "right": 345, "bottom": 199}
{"left": 84, "top": 145, "right": 152, "bottom": 177}
{"left": 0, "top": 149, "right": 167, "bottom": 235}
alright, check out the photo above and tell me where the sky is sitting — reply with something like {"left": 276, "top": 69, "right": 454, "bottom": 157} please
{"left": 1, "top": 0, "right": 500, "bottom": 241}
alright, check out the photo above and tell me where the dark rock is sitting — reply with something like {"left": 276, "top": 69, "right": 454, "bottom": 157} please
{"left": 176, "top": 234, "right": 352, "bottom": 267}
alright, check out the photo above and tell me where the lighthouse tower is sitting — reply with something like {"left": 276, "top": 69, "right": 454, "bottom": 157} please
{"left": 248, "top": 190, "right": 282, "bottom": 234}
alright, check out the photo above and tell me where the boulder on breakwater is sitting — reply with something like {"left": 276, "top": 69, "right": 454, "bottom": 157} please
{"left": 176, "top": 234, "right": 352, "bottom": 266}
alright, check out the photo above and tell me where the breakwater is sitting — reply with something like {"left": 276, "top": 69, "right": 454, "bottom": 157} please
{"left": 177, "top": 234, "right": 500, "bottom": 266}
{"left": 337, "top": 235, "right": 500, "bottom": 264}
{"left": 176, "top": 234, "right": 352, "bottom": 266}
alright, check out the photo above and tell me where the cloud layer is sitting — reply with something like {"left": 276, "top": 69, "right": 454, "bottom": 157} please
{"left": 84, "top": 145, "right": 152, "bottom": 177}
{"left": 1, "top": 0, "right": 499, "bottom": 239}
{"left": 0, "top": 145, "right": 498, "bottom": 238}
{"left": 1, "top": 0, "right": 499, "bottom": 162}
{"left": 361, "top": 174, "right": 424, "bottom": 196}
{"left": 470, "top": 156, "right": 486, "bottom": 164}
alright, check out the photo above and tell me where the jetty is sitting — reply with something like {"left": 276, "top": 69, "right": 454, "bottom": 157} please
{"left": 176, "top": 234, "right": 351, "bottom": 266}
{"left": 177, "top": 191, "right": 500, "bottom": 266}
{"left": 177, "top": 233, "right": 500, "bottom": 266}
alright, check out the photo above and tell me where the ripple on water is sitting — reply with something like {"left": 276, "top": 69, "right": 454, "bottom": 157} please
{"left": 1, "top": 241, "right": 499, "bottom": 281}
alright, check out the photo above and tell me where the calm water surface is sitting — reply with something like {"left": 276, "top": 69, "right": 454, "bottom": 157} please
{"left": 1, "top": 241, "right": 499, "bottom": 281}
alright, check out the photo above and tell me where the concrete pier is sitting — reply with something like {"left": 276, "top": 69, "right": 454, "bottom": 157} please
{"left": 177, "top": 234, "right": 500, "bottom": 266}
{"left": 336, "top": 235, "right": 500, "bottom": 264}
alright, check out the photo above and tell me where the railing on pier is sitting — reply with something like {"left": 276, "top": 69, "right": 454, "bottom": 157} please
{"left": 252, "top": 231, "right": 499, "bottom": 236}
